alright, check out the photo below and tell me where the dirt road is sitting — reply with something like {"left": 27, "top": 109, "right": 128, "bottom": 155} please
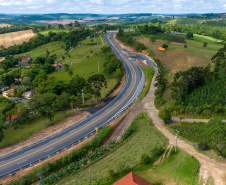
{"left": 144, "top": 66, "right": 226, "bottom": 185}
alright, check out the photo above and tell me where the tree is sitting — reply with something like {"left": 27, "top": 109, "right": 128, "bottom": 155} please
{"left": 58, "top": 24, "right": 64, "bottom": 29}
{"left": 179, "top": 116, "right": 184, "bottom": 123}
{"left": 68, "top": 70, "right": 73, "bottom": 77}
{"left": 203, "top": 42, "right": 208, "bottom": 48}
{"left": 40, "top": 93, "right": 57, "bottom": 109}
{"left": 162, "top": 44, "right": 168, "bottom": 49}
{"left": 184, "top": 44, "right": 187, "bottom": 48}
{"left": 27, "top": 94, "right": 41, "bottom": 117}
{"left": 64, "top": 64, "right": 69, "bottom": 71}
{"left": 150, "top": 36, "right": 156, "bottom": 43}
{"left": 38, "top": 107, "right": 48, "bottom": 127}
{"left": 186, "top": 32, "right": 193, "bottom": 39}
{"left": 46, "top": 109, "right": 54, "bottom": 125}
{"left": 158, "top": 108, "right": 171, "bottom": 124}
{"left": 88, "top": 74, "right": 107, "bottom": 103}
{"left": 53, "top": 92, "right": 70, "bottom": 118}
{"left": 0, "top": 124, "right": 6, "bottom": 143}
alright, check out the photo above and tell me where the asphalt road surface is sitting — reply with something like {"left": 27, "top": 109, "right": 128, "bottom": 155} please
{"left": 0, "top": 32, "right": 150, "bottom": 178}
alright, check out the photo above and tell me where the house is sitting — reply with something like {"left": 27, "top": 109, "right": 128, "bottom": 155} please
{"left": 2, "top": 89, "right": 14, "bottom": 97}
{"left": 16, "top": 55, "right": 31, "bottom": 67}
{"left": 113, "top": 172, "right": 153, "bottom": 185}
{"left": 23, "top": 91, "right": 33, "bottom": 99}
{"left": 52, "top": 63, "right": 65, "bottom": 70}
{"left": 0, "top": 57, "right": 5, "bottom": 63}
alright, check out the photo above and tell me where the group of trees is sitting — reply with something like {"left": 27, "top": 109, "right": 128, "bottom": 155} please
{"left": 117, "top": 28, "right": 147, "bottom": 52}
{"left": 171, "top": 44, "right": 226, "bottom": 114}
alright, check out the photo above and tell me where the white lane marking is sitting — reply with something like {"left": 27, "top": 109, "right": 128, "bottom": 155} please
{"left": 45, "top": 148, "right": 53, "bottom": 153}
{"left": 17, "top": 160, "right": 27, "bottom": 165}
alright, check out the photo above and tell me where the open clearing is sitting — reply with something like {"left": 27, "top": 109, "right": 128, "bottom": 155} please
{"left": 22, "top": 41, "right": 66, "bottom": 59}
{"left": 0, "top": 23, "right": 11, "bottom": 28}
{"left": 136, "top": 34, "right": 223, "bottom": 100}
{"left": 39, "top": 28, "right": 69, "bottom": 36}
{"left": 57, "top": 114, "right": 169, "bottom": 185}
{"left": 0, "top": 30, "right": 36, "bottom": 48}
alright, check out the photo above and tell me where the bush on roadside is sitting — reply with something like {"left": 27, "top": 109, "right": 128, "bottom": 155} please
{"left": 140, "top": 153, "right": 152, "bottom": 165}
{"left": 108, "top": 169, "right": 116, "bottom": 178}
{"left": 158, "top": 108, "right": 172, "bottom": 124}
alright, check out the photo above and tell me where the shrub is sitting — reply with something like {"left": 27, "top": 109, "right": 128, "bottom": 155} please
{"left": 184, "top": 44, "right": 187, "bottom": 48}
{"left": 140, "top": 153, "right": 151, "bottom": 165}
{"left": 158, "top": 109, "right": 172, "bottom": 124}
{"left": 108, "top": 169, "right": 116, "bottom": 178}
{"left": 121, "top": 127, "right": 134, "bottom": 140}
{"left": 198, "top": 142, "right": 209, "bottom": 151}
{"left": 161, "top": 44, "right": 168, "bottom": 49}
{"left": 151, "top": 147, "right": 165, "bottom": 158}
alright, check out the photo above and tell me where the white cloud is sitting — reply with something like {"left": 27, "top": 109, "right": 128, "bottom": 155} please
{"left": 0, "top": 0, "right": 225, "bottom": 14}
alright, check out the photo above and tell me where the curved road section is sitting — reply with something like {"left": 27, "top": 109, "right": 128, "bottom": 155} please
{"left": 0, "top": 32, "right": 145, "bottom": 178}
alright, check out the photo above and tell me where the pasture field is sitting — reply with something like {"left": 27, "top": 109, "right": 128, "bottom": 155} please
{"left": 48, "top": 52, "right": 117, "bottom": 98}
{"left": 58, "top": 113, "right": 169, "bottom": 185}
{"left": 38, "top": 28, "right": 69, "bottom": 36}
{"left": 136, "top": 34, "right": 223, "bottom": 100}
{"left": 0, "top": 23, "right": 11, "bottom": 28}
{"left": 21, "top": 41, "right": 66, "bottom": 58}
{"left": 0, "top": 30, "right": 36, "bottom": 48}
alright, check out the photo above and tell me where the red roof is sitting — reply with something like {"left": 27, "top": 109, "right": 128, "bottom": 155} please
{"left": 114, "top": 172, "right": 153, "bottom": 185}
{"left": 52, "top": 64, "right": 58, "bottom": 67}
{"left": 3, "top": 89, "right": 14, "bottom": 94}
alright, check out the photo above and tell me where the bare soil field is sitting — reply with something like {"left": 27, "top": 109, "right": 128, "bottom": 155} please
{"left": 0, "top": 30, "right": 36, "bottom": 48}
{"left": 0, "top": 24, "right": 11, "bottom": 28}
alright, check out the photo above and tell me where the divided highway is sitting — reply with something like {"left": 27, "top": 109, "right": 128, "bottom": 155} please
{"left": 0, "top": 32, "right": 146, "bottom": 178}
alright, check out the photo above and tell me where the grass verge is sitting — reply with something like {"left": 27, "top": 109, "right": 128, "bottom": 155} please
{"left": 0, "top": 111, "right": 72, "bottom": 149}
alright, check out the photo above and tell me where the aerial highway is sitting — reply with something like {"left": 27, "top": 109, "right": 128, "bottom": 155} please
{"left": 0, "top": 32, "right": 152, "bottom": 178}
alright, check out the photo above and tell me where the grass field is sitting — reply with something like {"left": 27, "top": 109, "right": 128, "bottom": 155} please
{"left": 63, "top": 45, "right": 101, "bottom": 65}
{"left": 38, "top": 28, "right": 69, "bottom": 36}
{"left": 58, "top": 113, "right": 168, "bottom": 185}
{"left": 136, "top": 34, "right": 223, "bottom": 100}
{"left": 0, "top": 111, "right": 72, "bottom": 149}
{"left": 21, "top": 41, "right": 66, "bottom": 59}
{"left": 78, "top": 37, "right": 105, "bottom": 46}
{"left": 49, "top": 52, "right": 117, "bottom": 98}
{"left": 137, "top": 147, "right": 200, "bottom": 185}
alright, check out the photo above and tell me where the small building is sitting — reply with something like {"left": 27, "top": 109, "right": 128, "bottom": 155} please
{"left": 23, "top": 91, "right": 33, "bottom": 99}
{"left": 16, "top": 55, "right": 31, "bottom": 67}
{"left": 2, "top": 89, "right": 14, "bottom": 97}
{"left": 0, "top": 57, "right": 5, "bottom": 63}
{"left": 113, "top": 172, "right": 153, "bottom": 185}
{"left": 52, "top": 63, "right": 65, "bottom": 70}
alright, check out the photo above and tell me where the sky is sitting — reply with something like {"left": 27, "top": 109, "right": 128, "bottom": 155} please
{"left": 0, "top": 0, "right": 225, "bottom": 14}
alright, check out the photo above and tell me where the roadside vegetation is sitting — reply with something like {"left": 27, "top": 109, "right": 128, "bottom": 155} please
{"left": 57, "top": 113, "right": 168, "bottom": 185}
{"left": 38, "top": 28, "right": 69, "bottom": 36}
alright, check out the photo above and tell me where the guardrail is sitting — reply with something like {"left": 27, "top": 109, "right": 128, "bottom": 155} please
{"left": 0, "top": 33, "right": 145, "bottom": 179}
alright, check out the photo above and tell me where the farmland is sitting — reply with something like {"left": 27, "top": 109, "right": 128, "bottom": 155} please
{"left": 58, "top": 113, "right": 169, "bottom": 185}
{"left": 0, "top": 30, "right": 36, "bottom": 48}
{"left": 136, "top": 34, "right": 223, "bottom": 100}
{"left": 0, "top": 23, "right": 11, "bottom": 28}
{"left": 21, "top": 41, "right": 66, "bottom": 58}
{"left": 39, "top": 28, "right": 69, "bottom": 36}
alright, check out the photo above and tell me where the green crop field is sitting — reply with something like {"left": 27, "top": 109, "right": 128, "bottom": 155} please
{"left": 38, "top": 28, "right": 69, "bottom": 36}
{"left": 58, "top": 113, "right": 168, "bottom": 185}
{"left": 0, "top": 111, "right": 72, "bottom": 149}
{"left": 21, "top": 41, "right": 66, "bottom": 59}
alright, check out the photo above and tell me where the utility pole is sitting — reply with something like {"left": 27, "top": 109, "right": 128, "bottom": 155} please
{"left": 37, "top": 170, "right": 43, "bottom": 185}
{"left": 175, "top": 129, "right": 179, "bottom": 153}
{"left": 81, "top": 90, "right": 84, "bottom": 104}
{"left": 89, "top": 169, "right": 91, "bottom": 185}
